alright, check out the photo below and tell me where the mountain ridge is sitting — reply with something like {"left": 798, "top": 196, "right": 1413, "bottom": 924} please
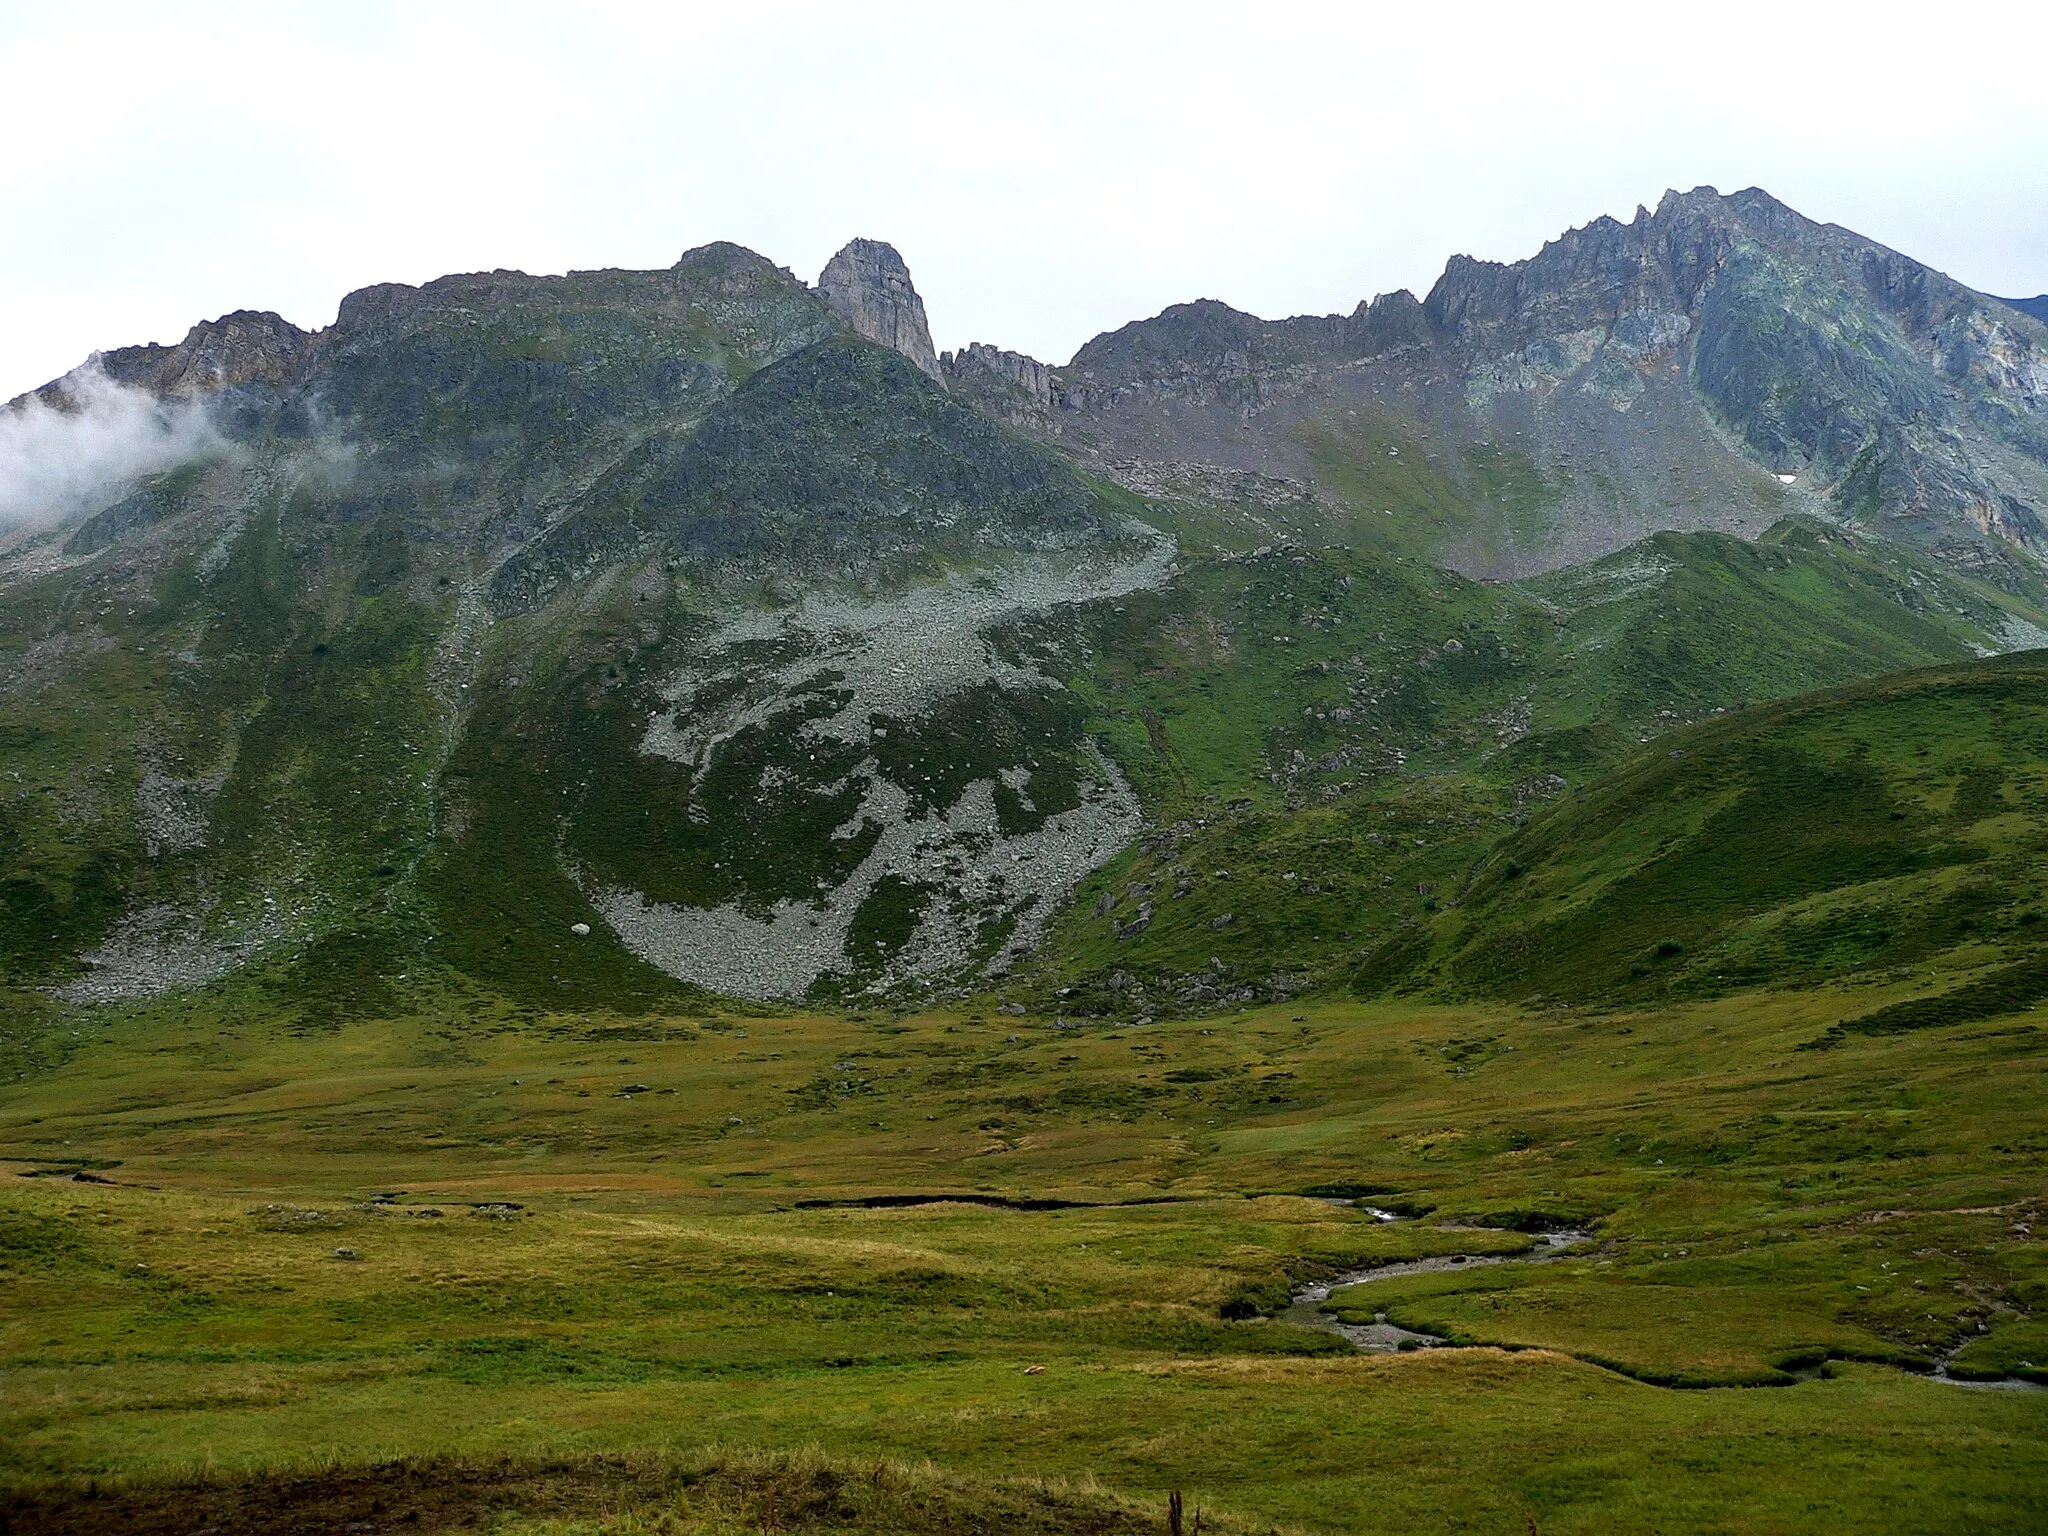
{"left": 1009, "top": 186, "right": 2048, "bottom": 577}
{"left": 21, "top": 188, "right": 2048, "bottom": 587}
{"left": 7, "top": 187, "right": 2048, "bottom": 1012}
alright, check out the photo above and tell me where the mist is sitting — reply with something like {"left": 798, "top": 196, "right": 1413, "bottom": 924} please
{"left": 0, "top": 364, "right": 222, "bottom": 530}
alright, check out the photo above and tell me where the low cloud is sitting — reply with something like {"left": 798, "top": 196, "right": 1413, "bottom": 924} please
{"left": 0, "top": 364, "right": 223, "bottom": 530}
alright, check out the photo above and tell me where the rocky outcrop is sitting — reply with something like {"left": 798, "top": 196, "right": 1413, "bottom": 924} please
{"left": 943, "top": 343, "right": 1052, "bottom": 406}
{"left": 941, "top": 342, "right": 1056, "bottom": 428}
{"left": 95, "top": 310, "right": 311, "bottom": 398}
{"left": 817, "top": 239, "right": 945, "bottom": 384}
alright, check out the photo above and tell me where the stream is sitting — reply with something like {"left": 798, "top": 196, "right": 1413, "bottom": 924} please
{"left": 1281, "top": 1227, "right": 2044, "bottom": 1390}
{"left": 1279, "top": 1229, "right": 1591, "bottom": 1352}
{"left": 1930, "top": 1340, "right": 2047, "bottom": 1392}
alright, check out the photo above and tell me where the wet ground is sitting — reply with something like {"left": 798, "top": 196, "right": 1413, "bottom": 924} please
{"left": 1278, "top": 1230, "right": 1591, "bottom": 1352}
{"left": 1280, "top": 1227, "right": 2046, "bottom": 1391}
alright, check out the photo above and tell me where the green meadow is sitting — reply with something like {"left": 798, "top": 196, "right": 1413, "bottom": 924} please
{"left": 3, "top": 969, "right": 2043, "bottom": 1532}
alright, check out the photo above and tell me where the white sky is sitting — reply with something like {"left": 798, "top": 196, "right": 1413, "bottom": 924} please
{"left": 3, "top": 0, "right": 2045, "bottom": 401}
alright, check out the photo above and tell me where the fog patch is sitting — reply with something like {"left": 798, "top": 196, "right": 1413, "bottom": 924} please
{"left": 0, "top": 363, "right": 223, "bottom": 529}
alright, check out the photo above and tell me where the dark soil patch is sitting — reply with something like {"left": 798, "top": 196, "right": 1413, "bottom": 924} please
{"left": 6, "top": 1451, "right": 1179, "bottom": 1536}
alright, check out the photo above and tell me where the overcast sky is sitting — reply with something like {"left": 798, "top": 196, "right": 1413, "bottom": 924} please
{"left": 3, "top": 0, "right": 2045, "bottom": 401}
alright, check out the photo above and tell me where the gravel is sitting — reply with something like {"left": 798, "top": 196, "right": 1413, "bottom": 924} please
{"left": 595, "top": 532, "right": 1173, "bottom": 999}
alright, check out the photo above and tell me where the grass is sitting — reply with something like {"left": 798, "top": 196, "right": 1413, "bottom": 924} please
{"left": 1008, "top": 525, "right": 2048, "bottom": 1009}
{"left": 2, "top": 969, "right": 2043, "bottom": 1531}
{"left": 1391, "top": 651, "right": 2048, "bottom": 1004}
{"left": 10, "top": 1447, "right": 1239, "bottom": 1536}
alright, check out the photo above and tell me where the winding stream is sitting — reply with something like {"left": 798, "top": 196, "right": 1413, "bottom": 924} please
{"left": 1281, "top": 1228, "right": 2044, "bottom": 1390}
{"left": 1279, "top": 1230, "right": 1590, "bottom": 1352}
{"left": 1930, "top": 1342, "right": 2047, "bottom": 1392}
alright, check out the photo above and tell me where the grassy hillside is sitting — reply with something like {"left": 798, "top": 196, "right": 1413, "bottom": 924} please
{"left": 0, "top": 326, "right": 1149, "bottom": 1005}
{"left": 8, "top": 210, "right": 2048, "bottom": 1015}
{"left": 1364, "top": 651, "right": 2048, "bottom": 1008}
{"left": 1013, "top": 523, "right": 2048, "bottom": 1011}
{"left": 7, "top": 564, "right": 2048, "bottom": 1532}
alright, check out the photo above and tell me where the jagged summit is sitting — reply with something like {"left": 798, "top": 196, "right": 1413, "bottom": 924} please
{"left": 816, "top": 238, "right": 944, "bottom": 385}
{"left": 1053, "top": 184, "right": 2048, "bottom": 575}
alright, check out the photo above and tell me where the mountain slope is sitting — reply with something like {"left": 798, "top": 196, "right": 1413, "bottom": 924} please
{"left": 490, "top": 335, "right": 1136, "bottom": 610}
{"left": 1002, "top": 520, "right": 2048, "bottom": 1015}
{"left": 8, "top": 200, "right": 2048, "bottom": 1014}
{"left": 0, "top": 241, "right": 1152, "bottom": 1009}
{"left": 1003, "top": 187, "right": 2048, "bottom": 578}
{"left": 1358, "top": 650, "right": 2048, "bottom": 1009}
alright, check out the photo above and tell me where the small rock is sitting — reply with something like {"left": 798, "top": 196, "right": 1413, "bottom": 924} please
{"left": 570, "top": 922, "right": 591, "bottom": 937}
{"left": 333, "top": 1247, "right": 360, "bottom": 1260}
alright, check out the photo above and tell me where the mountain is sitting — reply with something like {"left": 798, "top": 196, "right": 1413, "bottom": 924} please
{"left": 2000, "top": 294, "right": 2048, "bottom": 324}
{"left": 13, "top": 193, "right": 2048, "bottom": 1536}
{"left": 6, "top": 200, "right": 2048, "bottom": 1017}
{"left": 963, "top": 187, "right": 2048, "bottom": 579}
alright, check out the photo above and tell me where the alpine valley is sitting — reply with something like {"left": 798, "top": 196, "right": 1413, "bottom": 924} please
{"left": 2, "top": 189, "right": 2045, "bottom": 1536}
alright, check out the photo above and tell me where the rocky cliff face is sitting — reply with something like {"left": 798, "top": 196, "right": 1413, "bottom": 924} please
{"left": 817, "top": 238, "right": 945, "bottom": 384}
{"left": 1044, "top": 187, "right": 2048, "bottom": 578}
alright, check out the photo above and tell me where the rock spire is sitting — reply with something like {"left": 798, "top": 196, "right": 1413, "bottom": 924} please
{"left": 817, "top": 238, "right": 945, "bottom": 384}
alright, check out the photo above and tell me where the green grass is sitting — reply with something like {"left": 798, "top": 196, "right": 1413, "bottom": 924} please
{"left": 2, "top": 967, "right": 2043, "bottom": 1531}
{"left": 1384, "top": 651, "right": 2048, "bottom": 1004}
{"left": 1008, "top": 523, "right": 2048, "bottom": 1008}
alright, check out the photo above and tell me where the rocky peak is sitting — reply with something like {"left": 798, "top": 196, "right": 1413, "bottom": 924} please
{"left": 161, "top": 311, "right": 309, "bottom": 394}
{"left": 92, "top": 310, "right": 310, "bottom": 400}
{"left": 1346, "top": 289, "right": 1431, "bottom": 355}
{"left": 817, "top": 239, "right": 944, "bottom": 385}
